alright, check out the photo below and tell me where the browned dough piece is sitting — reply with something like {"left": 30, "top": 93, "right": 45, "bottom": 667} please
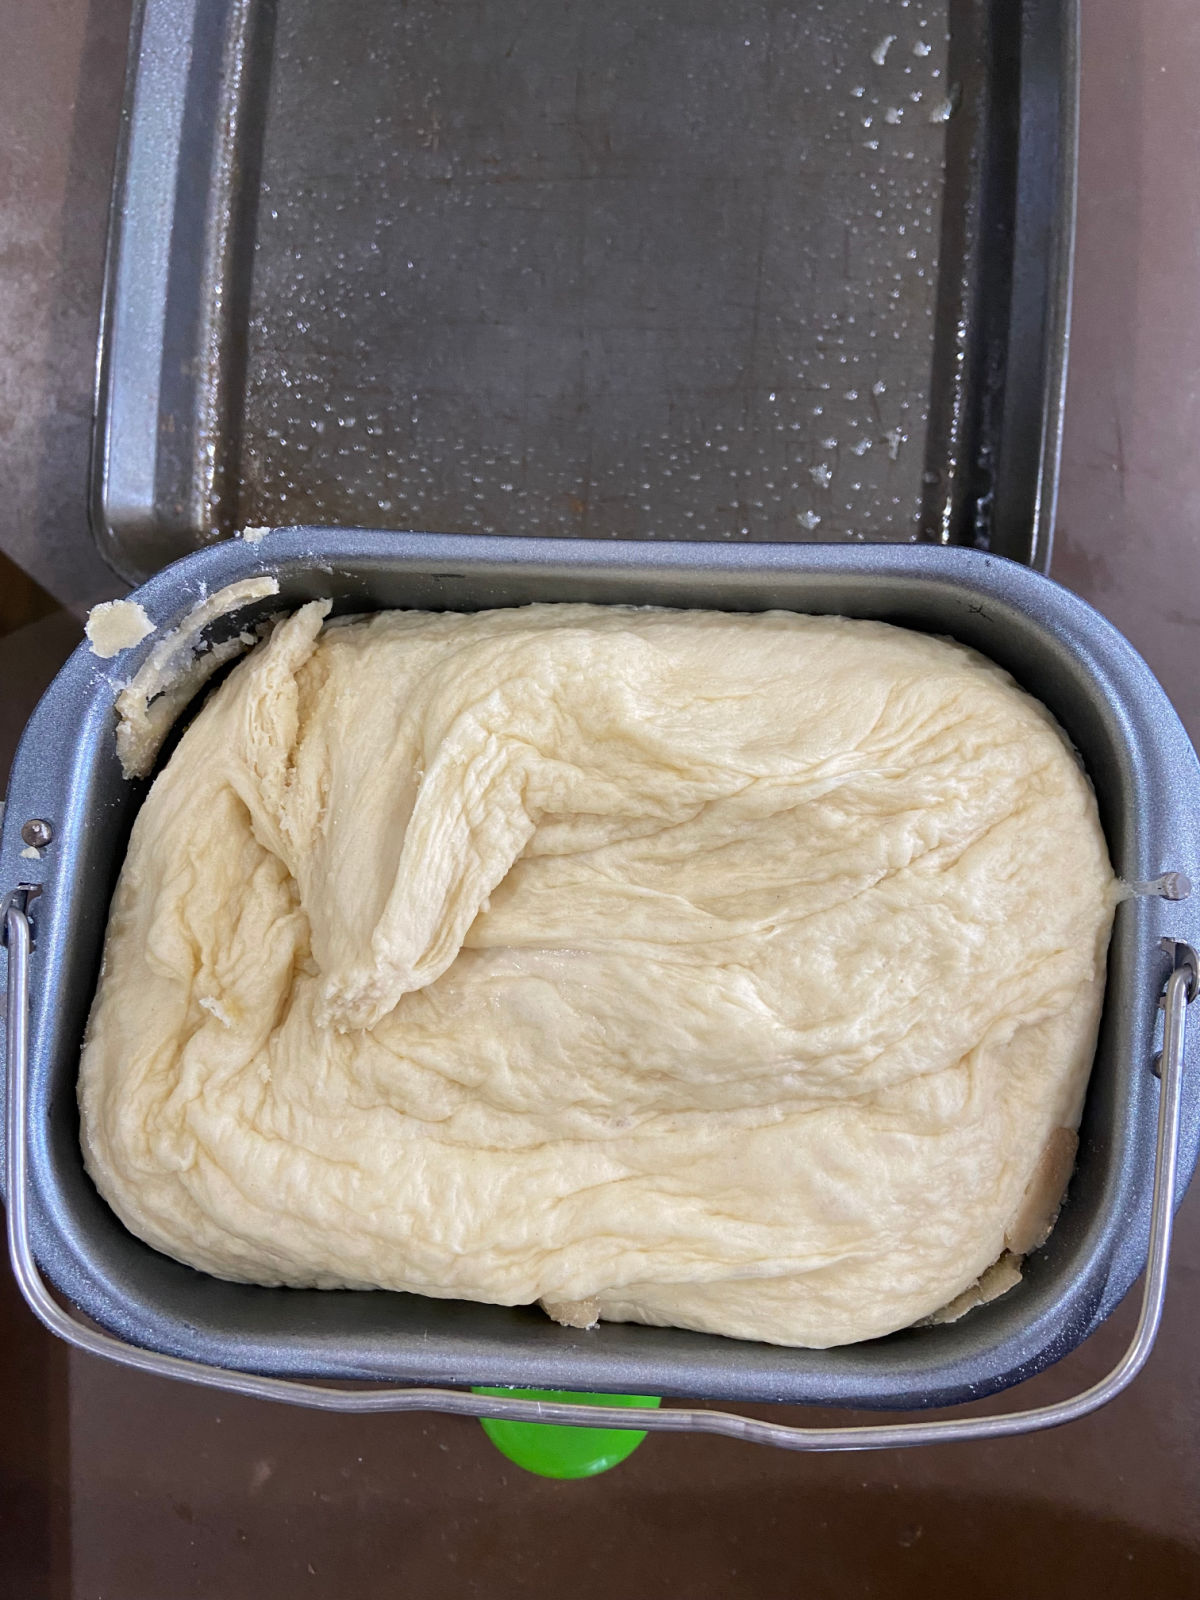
{"left": 541, "top": 1297, "right": 602, "bottom": 1331}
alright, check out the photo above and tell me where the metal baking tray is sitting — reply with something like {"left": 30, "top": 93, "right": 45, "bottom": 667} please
{"left": 2, "top": 534, "right": 1197, "bottom": 1413}
{"left": 92, "top": 0, "right": 1078, "bottom": 584}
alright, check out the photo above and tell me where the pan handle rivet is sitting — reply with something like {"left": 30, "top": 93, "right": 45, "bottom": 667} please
{"left": 20, "top": 819, "right": 53, "bottom": 850}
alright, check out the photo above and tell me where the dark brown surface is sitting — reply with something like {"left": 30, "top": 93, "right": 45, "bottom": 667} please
{"left": 2, "top": 1, "right": 1200, "bottom": 1596}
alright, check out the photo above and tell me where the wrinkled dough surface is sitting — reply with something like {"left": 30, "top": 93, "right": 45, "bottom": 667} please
{"left": 79, "top": 604, "right": 1118, "bottom": 1347}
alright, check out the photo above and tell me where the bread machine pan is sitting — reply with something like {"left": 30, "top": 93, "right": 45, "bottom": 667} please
{"left": 2, "top": 532, "right": 1198, "bottom": 1432}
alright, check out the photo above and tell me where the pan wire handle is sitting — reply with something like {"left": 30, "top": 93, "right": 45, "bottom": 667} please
{"left": 3, "top": 896, "right": 1195, "bottom": 1452}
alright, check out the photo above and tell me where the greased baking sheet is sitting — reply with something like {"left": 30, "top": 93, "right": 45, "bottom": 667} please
{"left": 93, "top": 1, "right": 1076, "bottom": 580}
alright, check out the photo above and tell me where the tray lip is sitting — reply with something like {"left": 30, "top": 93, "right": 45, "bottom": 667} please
{"left": 88, "top": 0, "right": 142, "bottom": 585}
{"left": 3, "top": 534, "right": 1199, "bottom": 1407}
{"left": 1028, "top": 0, "right": 1080, "bottom": 572}
{"left": 89, "top": 0, "right": 1081, "bottom": 584}
{"left": 90, "top": 0, "right": 190, "bottom": 586}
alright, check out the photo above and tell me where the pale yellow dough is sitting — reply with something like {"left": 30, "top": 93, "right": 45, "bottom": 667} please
{"left": 79, "top": 603, "right": 1119, "bottom": 1348}
{"left": 85, "top": 599, "right": 153, "bottom": 658}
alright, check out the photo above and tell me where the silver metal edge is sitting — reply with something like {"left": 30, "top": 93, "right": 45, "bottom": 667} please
{"left": 90, "top": 0, "right": 202, "bottom": 585}
{"left": 1030, "top": 0, "right": 1080, "bottom": 573}
{"left": 6, "top": 895, "right": 1192, "bottom": 1452}
{"left": 88, "top": 0, "right": 148, "bottom": 588}
{"left": 88, "top": 0, "right": 147, "bottom": 585}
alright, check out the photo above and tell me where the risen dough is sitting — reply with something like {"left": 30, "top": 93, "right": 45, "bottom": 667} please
{"left": 79, "top": 602, "right": 1118, "bottom": 1348}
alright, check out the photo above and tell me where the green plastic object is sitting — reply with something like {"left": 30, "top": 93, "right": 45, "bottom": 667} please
{"left": 472, "top": 1387, "right": 662, "bottom": 1479}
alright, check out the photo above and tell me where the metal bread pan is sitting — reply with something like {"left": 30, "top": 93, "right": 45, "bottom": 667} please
{"left": 2, "top": 532, "right": 1198, "bottom": 1411}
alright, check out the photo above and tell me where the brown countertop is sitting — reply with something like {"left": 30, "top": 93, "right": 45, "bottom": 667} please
{"left": 2, "top": 2, "right": 1200, "bottom": 1595}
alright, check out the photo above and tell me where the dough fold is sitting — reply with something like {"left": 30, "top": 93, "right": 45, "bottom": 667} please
{"left": 79, "top": 603, "right": 1118, "bottom": 1347}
